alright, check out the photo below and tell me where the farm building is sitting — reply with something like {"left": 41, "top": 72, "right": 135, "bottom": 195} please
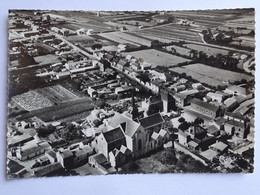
{"left": 224, "top": 85, "right": 248, "bottom": 97}
{"left": 223, "top": 97, "right": 238, "bottom": 111}
{"left": 190, "top": 98, "right": 223, "bottom": 118}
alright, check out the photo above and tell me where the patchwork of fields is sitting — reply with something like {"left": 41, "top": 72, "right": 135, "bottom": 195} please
{"left": 170, "top": 63, "right": 253, "bottom": 87}
{"left": 137, "top": 23, "right": 203, "bottom": 43}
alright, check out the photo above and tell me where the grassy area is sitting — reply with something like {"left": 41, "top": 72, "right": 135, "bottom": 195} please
{"left": 170, "top": 63, "right": 253, "bottom": 87}
{"left": 184, "top": 43, "right": 229, "bottom": 56}
{"left": 165, "top": 45, "right": 191, "bottom": 56}
{"left": 120, "top": 149, "right": 214, "bottom": 174}
{"left": 34, "top": 54, "right": 60, "bottom": 66}
{"left": 124, "top": 49, "right": 191, "bottom": 68}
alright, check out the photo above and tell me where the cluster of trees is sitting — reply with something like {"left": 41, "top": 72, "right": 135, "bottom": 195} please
{"left": 36, "top": 124, "right": 55, "bottom": 137}
{"left": 155, "top": 149, "right": 178, "bottom": 165}
{"left": 91, "top": 43, "right": 102, "bottom": 50}
{"left": 178, "top": 117, "right": 204, "bottom": 131}
{"left": 57, "top": 123, "right": 83, "bottom": 141}
{"left": 189, "top": 50, "right": 240, "bottom": 72}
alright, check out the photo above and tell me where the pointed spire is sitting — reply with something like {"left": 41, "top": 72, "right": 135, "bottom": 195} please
{"left": 131, "top": 88, "right": 138, "bottom": 120}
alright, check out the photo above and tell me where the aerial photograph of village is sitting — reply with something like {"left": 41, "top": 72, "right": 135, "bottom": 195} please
{"left": 7, "top": 8, "right": 255, "bottom": 179}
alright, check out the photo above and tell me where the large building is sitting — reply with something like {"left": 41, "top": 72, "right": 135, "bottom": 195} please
{"left": 190, "top": 99, "right": 223, "bottom": 118}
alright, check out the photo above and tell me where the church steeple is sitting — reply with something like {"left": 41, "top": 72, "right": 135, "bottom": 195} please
{"left": 131, "top": 88, "right": 138, "bottom": 120}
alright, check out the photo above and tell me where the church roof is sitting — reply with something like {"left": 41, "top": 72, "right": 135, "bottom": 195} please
{"left": 139, "top": 113, "right": 164, "bottom": 129}
{"left": 103, "top": 127, "right": 125, "bottom": 144}
{"left": 108, "top": 113, "right": 141, "bottom": 137}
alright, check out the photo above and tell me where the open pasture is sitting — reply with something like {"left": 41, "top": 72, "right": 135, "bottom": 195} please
{"left": 170, "top": 63, "right": 253, "bottom": 87}
{"left": 125, "top": 49, "right": 191, "bottom": 68}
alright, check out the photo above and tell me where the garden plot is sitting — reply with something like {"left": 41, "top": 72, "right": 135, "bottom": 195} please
{"left": 12, "top": 85, "right": 79, "bottom": 111}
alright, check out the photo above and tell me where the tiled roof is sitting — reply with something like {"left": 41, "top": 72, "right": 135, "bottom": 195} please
{"left": 139, "top": 113, "right": 163, "bottom": 129}
{"left": 46, "top": 150, "right": 56, "bottom": 159}
{"left": 103, "top": 127, "right": 125, "bottom": 144}
{"left": 93, "top": 153, "right": 107, "bottom": 164}
{"left": 225, "top": 120, "right": 244, "bottom": 129}
{"left": 225, "top": 112, "right": 246, "bottom": 121}
{"left": 188, "top": 140, "right": 199, "bottom": 148}
{"left": 210, "top": 142, "right": 228, "bottom": 151}
{"left": 191, "top": 98, "right": 220, "bottom": 112}
{"left": 61, "top": 150, "right": 73, "bottom": 159}
{"left": 207, "top": 125, "right": 220, "bottom": 134}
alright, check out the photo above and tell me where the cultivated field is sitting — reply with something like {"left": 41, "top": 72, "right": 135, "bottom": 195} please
{"left": 170, "top": 63, "right": 253, "bottom": 87}
{"left": 124, "top": 49, "right": 191, "bottom": 67}
{"left": 231, "top": 36, "right": 255, "bottom": 48}
{"left": 18, "top": 98, "right": 94, "bottom": 122}
{"left": 12, "top": 90, "right": 53, "bottom": 111}
{"left": 117, "top": 20, "right": 155, "bottom": 27}
{"left": 98, "top": 32, "right": 152, "bottom": 46}
{"left": 137, "top": 23, "right": 203, "bottom": 43}
{"left": 12, "top": 85, "right": 79, "bottom": 111}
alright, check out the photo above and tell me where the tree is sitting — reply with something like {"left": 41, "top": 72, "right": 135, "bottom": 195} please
{"left": 156, "top": 150, "right": 177, "bottom": 165}
{"left": 178, "top": 121, "right": 191, "bottom": 131}
{"left": 93, "top": 119, "right": 102, "bottom": 127}
{"left": 178, "top": 117, "right": 185, "bottom": 123}
{"left": 46, "top": 15, "right": 51, "bottom": 21}
{"left": 167, "top": 16, "right": 174, "bottom": 23}
{"left": 193, "top": 117, "right": 204, "bottom": 125}
{"left": 91, "top": 43, "right": 102, "bottom": 50}
{"left": 37, "top": 124, "right": 55, "bottom": 137}
{"left": 95, "top": 99, "right": 107, "bottom": 109}
{"left": 151, "top": 40, "right": 163, "bottom": 49}
{"left": 66, "top": 123, "right": 75, "bottom": 131}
